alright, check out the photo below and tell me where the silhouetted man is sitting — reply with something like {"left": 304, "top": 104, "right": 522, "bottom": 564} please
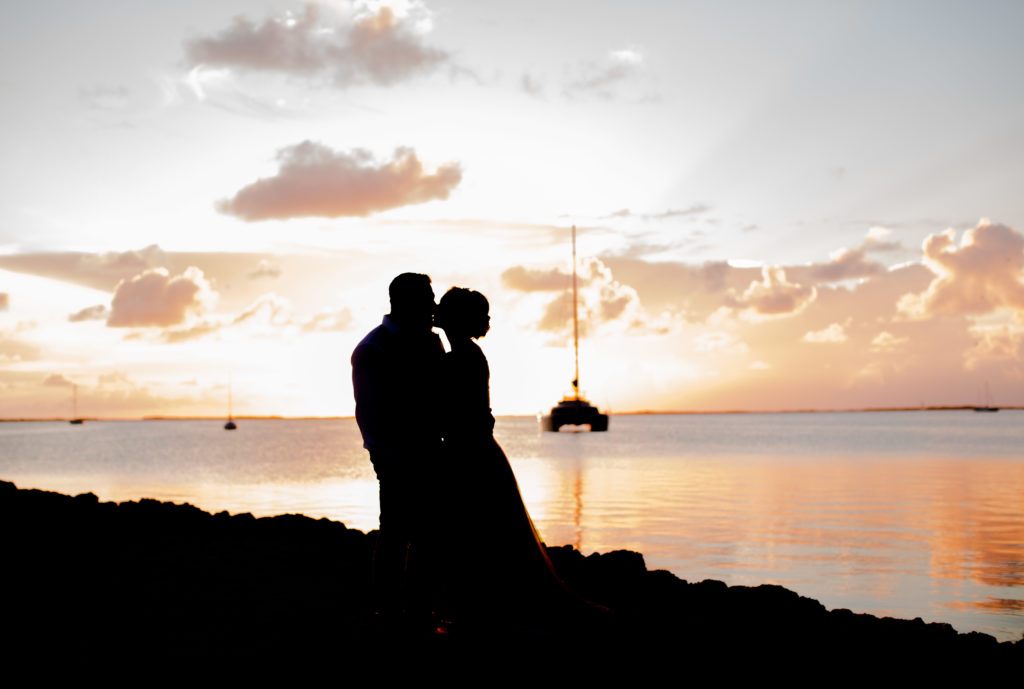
{"left": 351, "top": 273, "right": 444, "bottom": 620}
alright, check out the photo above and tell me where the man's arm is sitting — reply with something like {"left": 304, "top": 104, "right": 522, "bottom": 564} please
{"left": 351, "top": 342, "right": 396, "bottom": 463}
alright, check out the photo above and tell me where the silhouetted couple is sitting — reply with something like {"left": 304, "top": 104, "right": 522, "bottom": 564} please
{"left": 352, "top": 273, "right": 569, "bottom": 633}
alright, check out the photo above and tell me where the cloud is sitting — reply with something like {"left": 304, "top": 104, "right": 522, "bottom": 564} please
{"left": 602, "top": 204, "right": 710, "bottom": 221}
{"left": 899, "top": 221, "right": 1024, "bottom": 317}
{"left": 247, "top": 259, "right": 282, "bottom": 280}
{"left": 521, "top": 74, "right": 543, "bottom": 97}
{"left": 0, "top": 292, "right": 8, "bottom": 311}
{"left": 97, "top": 371, "right": 131, "bottom": 387}
{"left": 501, "top": 266, "right": 572, "bottom": 292}
{"left": 966, "top": 325, "right": 1024, "bottom": 371}
{"left": 160, "top": 320, "right": 223, "bottom": 344}
{"left": 107, "top": 267, "right": 214, "bottom": 328}
{"left": 43, "top": 373, "right": 74, "bottom": 388}
{"left": 185, "top": 3, "right": 447, "bottom": 88}
{"left": 870, "top": 331, "right": 908, "bottom": 351}
{"left": 564, "top": 49, "right": 644, "bottom": 99}
{"left": 728, "top": 266, "right": 816, "bottom": 318}
{"left": 800, "top": 247, "right": 886, "bottom": 283}
{"left": 803, "top": 323, "right": 847, "bottom": 343}
{"left": 217, "top": 141, "right": 462, "bottom": 220}
{"left": 232, "top": 294, "right": 291, "bottom": 326}
{"left": 526, "top": 258, "right": 649, "bottom": 336}
{"left": 68, "top": 304, "right": 109, "bottom": 323}
{"left": 301, "top": 307, "right": 354, "bottom": 332}
{"left": 0, "top": 336, "right": 39, "bottom": 363}
{"left": 0, "top": 245, "right": 168, "bottom": 292}
{"left": 695, "top": 332, "right": 748, "bottom": 354}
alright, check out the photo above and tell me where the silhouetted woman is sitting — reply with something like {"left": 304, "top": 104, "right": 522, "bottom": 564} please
{"left": 435, "top": 287, "right": 571, "bottom": 626}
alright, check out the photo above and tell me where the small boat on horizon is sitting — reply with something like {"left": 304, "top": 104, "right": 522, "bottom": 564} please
{"left": 541, "top": 225, "right": 609, "bottom": 433}
{"left": 224, "top": 379, "right": 237, "bottom": 430}
{"left": 69, "top": 384, "right": 84, "bottom": 425}
{"left": 974, "top": 382, "right": 999, "bottom": 412}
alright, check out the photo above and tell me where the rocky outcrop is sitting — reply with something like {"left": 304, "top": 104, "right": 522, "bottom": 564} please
{"left": 2, "top": 480, "right": 1020, "bottom": 665}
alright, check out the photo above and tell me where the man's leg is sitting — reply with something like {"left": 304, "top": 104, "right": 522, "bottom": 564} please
{"left": 372, "top": 471, "right": 413, "bottom": 617}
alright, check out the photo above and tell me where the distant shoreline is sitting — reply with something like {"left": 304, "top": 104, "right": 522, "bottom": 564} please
{"left": 1, "top": 405, "right": 1020, "bottom": 423}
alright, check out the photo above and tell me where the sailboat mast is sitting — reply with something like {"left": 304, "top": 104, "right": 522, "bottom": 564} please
{"left": 73, "top": 384, "right": 77, "bottom": 419}
{"left": 572, "top": 224, "right": 580, "bottom": 399}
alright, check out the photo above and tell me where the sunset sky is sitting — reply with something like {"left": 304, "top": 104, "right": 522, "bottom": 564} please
{"left": 2, "top": 0, "right": 1024, "bottom": 418}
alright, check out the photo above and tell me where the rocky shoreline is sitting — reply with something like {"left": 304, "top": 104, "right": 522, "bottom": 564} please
{"left": 2, "top": 479, "right": 1020, "bottom": 665}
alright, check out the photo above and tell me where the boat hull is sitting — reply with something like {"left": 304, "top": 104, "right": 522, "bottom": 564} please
{"left": 541, "top": 400, "right": 609, "bottom": 432}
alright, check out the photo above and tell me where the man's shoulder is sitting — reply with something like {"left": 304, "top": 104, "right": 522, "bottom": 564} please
{"left": 352, "top": 324, "right": 393, "bottom": 362}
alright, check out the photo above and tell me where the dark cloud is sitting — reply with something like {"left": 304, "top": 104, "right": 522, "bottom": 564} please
{"left": 107, "top": 267, "right": 213, "bottom": 328}
{"left": 185, "top": 4, "right": 447, "bottom": 88}
{"left": 501, "top": 266, "right": 572, "bottom": 292}
{"left": 68, "top": 304, "right": 109, "bottom": 323}
{"left": 217, "top": 141, "right": 462, "bottom": 221}
{"left": 43, "top": 373, "right": 74, "bottom": 388}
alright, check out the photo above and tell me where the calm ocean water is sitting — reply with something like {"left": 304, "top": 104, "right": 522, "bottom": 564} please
{"left": 2, "top": 412, "right": 1022, "bottom": 641}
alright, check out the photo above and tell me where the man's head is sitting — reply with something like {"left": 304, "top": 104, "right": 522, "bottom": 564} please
{"left": 388, "top": 273, "right": 435, "bottom": 331}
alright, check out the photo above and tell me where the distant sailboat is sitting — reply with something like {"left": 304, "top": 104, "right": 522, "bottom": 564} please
{"left": 224, "top": 379, "right": 237, "bottom": 430}
{"left": 69, "top": 384, "right": 84, "bottom": 425}
{"left": 541, "top": 225, "right": 609, "bottom": 432}
{"left": 974, "top": 381, "right": 998, "bottom": 413}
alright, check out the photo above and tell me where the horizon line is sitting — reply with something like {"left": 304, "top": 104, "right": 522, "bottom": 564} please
{"left": 1, "top": 405, "right": 1019, "bottom": 423}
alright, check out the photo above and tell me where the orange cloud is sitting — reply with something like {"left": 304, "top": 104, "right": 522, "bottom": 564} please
{"left": 0, "top": 292, "right": 8, "bottom": 311}
{"left": 160, "top": 321, "right": 223, "bottom": 344}
{"left": 300, "top": 308, "right": 354, "bottom": 333}
{"left": 795, "top": 247, "right": 886, "bottom": 283}
{"left": 42, "top": 373, "right": 74, "bottom": 388}
{"left": 728, "top": 266, "right": 816, "bottom": 318}
{"left": 247, "top": 259, "right": 281, "bottom": 280}
{"left": 185, "top": 4, "right": 447, "bottom": 88}
{"left": 521, "top": 258, "right": 649, "bottom": 336}
{"left": 901, "top": 221, "right": 1024, "bottom": 317}
{"left": 965, "top": 324, "right": 1024, "bottom": 371}
{"left": 68, "top": 304, "right": 108, "bottom": 323}
{"left": 501, "top": 266, "right": 572, "bottom": 291}
{"left": 870, "top": 331, "right": 909, "bottom": 351}
{"left": 107, "top": 267, "right": 214, "bottom": 328}
{"left": 217, "top": 142, "right": 462, "bottom": 221}
{"left": 0, "top": 245, "right": 167, "bottom": 292}
{"left": 802, "top": 323, "right": 847, "bottom": 343}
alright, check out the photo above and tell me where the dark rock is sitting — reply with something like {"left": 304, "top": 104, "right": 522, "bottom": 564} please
{"left": 0, "top": 479, "right": 1020, "bottom": 666}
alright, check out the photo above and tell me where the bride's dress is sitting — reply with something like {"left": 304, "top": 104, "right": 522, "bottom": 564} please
{"left": 441, "top": 340, "right": 565, "bottom": 615}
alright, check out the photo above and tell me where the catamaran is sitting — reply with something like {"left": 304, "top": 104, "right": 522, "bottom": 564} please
{"left": 541, "top": 225, "right": 609, "bottom": 432}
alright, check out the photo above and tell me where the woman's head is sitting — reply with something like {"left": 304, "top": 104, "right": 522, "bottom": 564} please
{"left": 436, "top": 287, "right": 490, "bottom": 339}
